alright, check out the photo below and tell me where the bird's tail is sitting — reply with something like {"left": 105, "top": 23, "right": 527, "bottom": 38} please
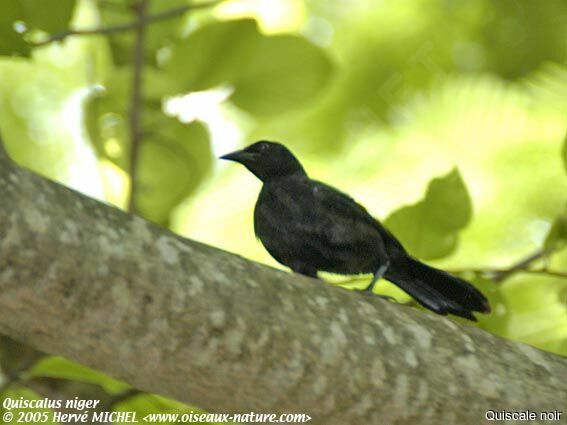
{"left": 386, "top": 257, "right": 491, "bottom": 321}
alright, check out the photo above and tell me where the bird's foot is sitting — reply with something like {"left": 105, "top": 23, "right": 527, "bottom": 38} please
{"left": 360, "top": 261, "right": 390, "bottom": 293}
{"left": 357, "top": 288, "right": 398, "bottom": 303}
{"left": 356, "top": 261, "right": 396, "bottom": 302}
{"left": 374, "top": 293, "right": 398, "bottom": 303}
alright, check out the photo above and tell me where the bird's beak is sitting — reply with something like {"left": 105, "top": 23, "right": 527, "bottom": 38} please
{"left": 219, "top": 149, "right": 258, "bottom": 164}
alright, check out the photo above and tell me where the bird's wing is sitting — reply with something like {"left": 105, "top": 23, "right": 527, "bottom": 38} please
{"left": 312, "top": 181, "right": 377, "bottom": 228}
{"left": 254, "top": 177, "right": 406, "bottom": 273}
{"left": 311, "top": 181, "right": 407, "bottom": 255}
{"left": 310, "top": 181, "right": 383, "bottom": 243}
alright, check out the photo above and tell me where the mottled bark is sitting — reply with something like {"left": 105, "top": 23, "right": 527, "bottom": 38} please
{"left": 0, "top": 151, "right": 565, "bottom": 425}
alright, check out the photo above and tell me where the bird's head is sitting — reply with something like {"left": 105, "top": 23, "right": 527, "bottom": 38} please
{"left": 220, "top": 141, "right": 306, "bottom": 182}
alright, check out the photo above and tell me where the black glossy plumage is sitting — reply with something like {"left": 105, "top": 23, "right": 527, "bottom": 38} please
{"left": 221, "top": 141, "right": 491, "bottom": 321}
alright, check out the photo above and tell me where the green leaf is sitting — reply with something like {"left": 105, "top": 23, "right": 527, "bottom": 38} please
{"left": 384, "top": 168, "right": 472, "bottom": 260}
{"left": 230, "top": 34, "right": 333, "bottom": 116}
{"left": 20, "top": 0, "right": 75, "bottom": 34}
{"left": 0, "top": 2, "right": 29, "bottom": 56}
{"left": 27, "top": 357, "right": 129, "bottom": 393}
{"left": 164, "top": 19, "right": 333, "bottom": 115}
{"left": 0, "top": 0, "right": 75, "bottom": 56}
{"left": 164, "top": 19, "right": 260, "bottom": 92}
{"left": 481, "top": 0, "right": 567, "bottom": 79}
{"left": 135, "top": 115, "right": 211, "bottom": 225}
{"left": 544, "top": 212, "right": 567, "bottom": 250}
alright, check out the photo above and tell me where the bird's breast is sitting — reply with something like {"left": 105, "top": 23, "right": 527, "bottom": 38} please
{"left": 254, "top": 183, "right": 312, "bottom": 235}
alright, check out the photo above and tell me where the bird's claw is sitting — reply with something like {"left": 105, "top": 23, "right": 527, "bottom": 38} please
{"left": 357, "top": 288, "right": 398, "bottom": 303}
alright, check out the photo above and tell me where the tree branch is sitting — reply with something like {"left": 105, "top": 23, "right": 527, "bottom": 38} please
{"left": 446, "top": 247, "right": 565, "bottom": 282}
{"left": 33, "top": 0, "right": 224, "bottom": 46}
{"left": 0, "top": 156, "right": 566, "bottom": 424}
{"left": 523, "top": 268, "right": 567, "bottom": 279}
{"left": 490, "top": 247, "right": 556, "bottom": 282}
{"left": 447, "top": 266, "right": 567, "bottom": 281}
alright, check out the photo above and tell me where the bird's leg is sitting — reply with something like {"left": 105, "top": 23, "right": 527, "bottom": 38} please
{"left": 361, "top": 261, "right": 396, "bottom": 301}
{"left": 363, "top": 261, "right": 390, "bottom": 292}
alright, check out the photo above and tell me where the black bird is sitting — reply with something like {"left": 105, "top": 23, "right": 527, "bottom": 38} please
{"left": 221, "top": 141, "right": 490, "bottom": 321}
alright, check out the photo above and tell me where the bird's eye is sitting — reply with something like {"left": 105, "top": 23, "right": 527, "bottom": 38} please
{"left": 259, "top": 143, "right": 268, "bottom": 151}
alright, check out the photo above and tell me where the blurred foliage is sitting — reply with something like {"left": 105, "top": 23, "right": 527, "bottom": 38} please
{"left": 564, "top": 131, "right": 567, "bottom": 172}
{"left": 384, "top": 168, "right": 471, "bottom": 260}
{"left": 545, "top": 208, "right": 567, "bottom": 251}
{"left": 0, "top": 0, "right": 75, "bottom": 56}
{"left": 27, "top": 357, "right": 129, "bottom": 394}
{"left": 163, "top": 17, "right": 333, "bottom": 115}
{"left": 0, "top": 0, "right": 566, "bottom": 421}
